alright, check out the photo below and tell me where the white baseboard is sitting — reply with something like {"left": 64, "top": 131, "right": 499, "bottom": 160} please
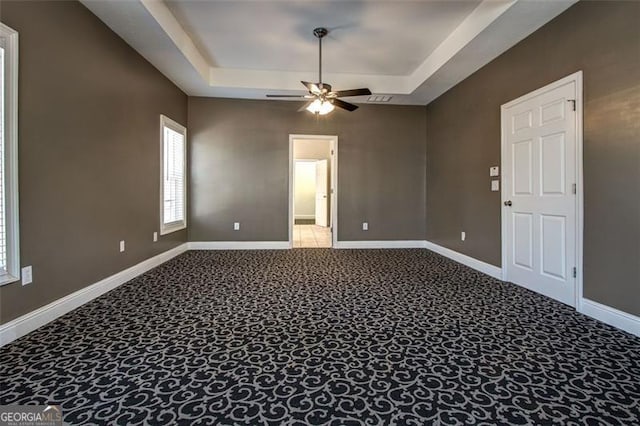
{"left": 188, "top": 241, "right": 291, "bottom": 250}
{"left": 0, "top": 243, "right": 189, "bottom": 347}
{"left": 423, "top": 241, "right": 503, "bottom": 279}
{"left": 334, "top": 240, "right": 426, "bottom": 249}
{"left": 579, "top": 298, "right": 640, "bottom": 337}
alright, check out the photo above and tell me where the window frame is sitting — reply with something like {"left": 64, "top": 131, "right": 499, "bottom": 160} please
{"left": 0, "top": 23, "right": 20, "bottom": 286}
{"left": 159, "top": 114, "right": 187, "bottom": 236}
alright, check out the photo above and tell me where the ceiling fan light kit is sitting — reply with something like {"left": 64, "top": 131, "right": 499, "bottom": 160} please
{"left": 266, "top": 27, "right": 371, "bottom": 115}
{"left": 306, "top": 99, "right": 335, "bottom": 115}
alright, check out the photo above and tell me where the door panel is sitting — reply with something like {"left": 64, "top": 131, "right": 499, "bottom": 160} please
{"left": 512, "top": 110, "right": 533, "bottom": 132}
{"left": 540, "top": 133, "right": 566, "bottom": 195}
{"left": 540, "top": 214, "right": 566, "bottom": 280}
{"left": 540, "top": 99, "right": 565, "bottom": 124}
{"left": 513, "top": 213, "right": 533, "bottom": 270}
{"left": 513, "top": 140, "right": 533, "bottom": 195}
{"left": 503, "top": 79, "right": 577, "bottom": 306}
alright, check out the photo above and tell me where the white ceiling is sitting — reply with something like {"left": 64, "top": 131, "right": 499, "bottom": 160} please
{"left": 81, "top": 0, "right": 577, "bottom": 105}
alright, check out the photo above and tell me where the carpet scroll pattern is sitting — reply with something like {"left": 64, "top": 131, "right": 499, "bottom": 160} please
{"left": 1, "top": 249, "right": 639, "bottom": 425}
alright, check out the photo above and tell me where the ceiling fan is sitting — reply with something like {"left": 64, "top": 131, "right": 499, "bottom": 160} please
{"left": 266, "top": 27, "right": 371, "bottom": 114}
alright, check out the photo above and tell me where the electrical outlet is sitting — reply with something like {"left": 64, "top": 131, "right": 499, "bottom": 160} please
{"left": 362, "top": 222, "right": 368, "bottom": 231}
{"left": 234, "top": 222, "right": 240, "bottom": 231}
{"left": 119, "top": 240, "right": 125, "bottom": 252}
{"left": 461, "top": 231, "right": 466, "bottom": 241}
{"left": 153, "top": 232, "right": 158, "bottom": 242}
{"left": 21, "top": 266, "right": 33, "bottom": 285}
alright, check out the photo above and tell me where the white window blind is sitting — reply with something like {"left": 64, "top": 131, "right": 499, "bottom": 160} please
{"left": 0, "top": 22, "right": 19, "bottom": 286}
{"left": 160, "top": 115, "right": 186, "bottom": 235}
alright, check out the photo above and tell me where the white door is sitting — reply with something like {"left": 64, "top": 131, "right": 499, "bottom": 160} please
{"left": 502, "top": 78, "right": 578, "bottom": 306}
{"left": 315, "top": 159, "right": 329, "bottom": 227}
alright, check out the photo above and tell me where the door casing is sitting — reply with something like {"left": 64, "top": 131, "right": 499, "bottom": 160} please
{"left": 289, "top": 134, "right": 338, "bottom": 248}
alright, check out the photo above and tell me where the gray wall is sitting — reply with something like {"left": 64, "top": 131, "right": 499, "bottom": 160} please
{"left": 0, "top": 1, "right": 188, "bottom": 324}
{"left": 188, "top": 98, "right": 426, "bottom": 242}
{"left": 425, "top": 1, "right": 640, "bottom": 316}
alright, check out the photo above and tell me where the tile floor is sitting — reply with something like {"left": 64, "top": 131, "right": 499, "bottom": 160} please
{"left": 293, "top": 224, "right": 332, "bottom": 248}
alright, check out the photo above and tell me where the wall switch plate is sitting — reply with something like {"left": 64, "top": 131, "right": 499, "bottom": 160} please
{"left": 234, "top": 222, "right": 240, "bottom": 231}
{"left": 491, "top": 180, "right": 500, "bottom": 191}
{"left": 119, "top": 240, "right": 125, "bottom": 252}
{"left": 21, "top": 266, "right": 33, "bottom": 285}
{"left": 461, "top": 231, "right": 466, "bottom": 241}
{"left": 362, "top": 222, "right": 368, "bottom": 231}
{"left": 153, "top": 232, "right": 158, "bottom": 242}
{"left": 490, "top": 166, "right": 500, "bottom": 177}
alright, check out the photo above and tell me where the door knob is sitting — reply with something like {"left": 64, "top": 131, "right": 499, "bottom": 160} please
{"left": 504, "top": 200, "right": 512, "bottom": 207}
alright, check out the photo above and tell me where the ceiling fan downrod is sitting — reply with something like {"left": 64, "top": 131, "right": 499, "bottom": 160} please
{"left": 313, "top": 27, "right": 328, "bottom": 91}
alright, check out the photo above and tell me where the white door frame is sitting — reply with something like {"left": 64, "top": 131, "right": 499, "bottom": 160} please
{"left": 289, "top": 134, "right": 338, "bottom": 248}
{"left": 500, "top": 71, "right": 584, "bottom": 308}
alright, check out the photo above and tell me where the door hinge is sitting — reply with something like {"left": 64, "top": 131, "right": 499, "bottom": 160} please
{"left": 572, "top": 183, "right": 576, "bottom": 194}
{"left": 331, "top": 150, "right": 334, "bottom": 155}
{"left": 568, "top": 99, "right": 576, "bottom": 111}
{"left": 572, "top": 267, "right": 577, "bottom": 278}
{"left": 331, "top": 188, "right": 334, "bottom": 194}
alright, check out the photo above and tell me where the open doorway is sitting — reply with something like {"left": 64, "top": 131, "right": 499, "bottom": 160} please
{"left": 289, "top": 135, "right": 337, "bottom": 248}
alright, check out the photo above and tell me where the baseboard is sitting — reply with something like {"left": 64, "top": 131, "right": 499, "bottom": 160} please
{"left": 0, "top": 243, "right": 189, "bottom": 347}
{"left": 294, "top": 215, "right": 315, "bottom": 220}
{"left": 423, "top": 241, "right": 502, "bottom": 279}
{"left": 334, "top": 240, "right": 426, "bottom": 249}
{"left": 188, "top": 241, "right": 291, "bottom": 250}
{"left": 579, "top": 298, "right": 640, "bottom": 337}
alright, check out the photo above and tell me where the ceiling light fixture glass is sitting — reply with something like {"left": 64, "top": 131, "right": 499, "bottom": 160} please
{"left": 306, "top": 99, "right": 335, "bottom": 115}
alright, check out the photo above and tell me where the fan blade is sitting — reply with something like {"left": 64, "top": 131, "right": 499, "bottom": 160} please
{"left": 301, "top": 81, "right": 321, "bottom": 95}
{"left": 332, "top": 98, "right": 358, "bottom": 112}
{"left": 266, "top": 94, "right": 307, "bottom": 98}
{"left": 332, "top": 88, "right": 372, "bottom": 98}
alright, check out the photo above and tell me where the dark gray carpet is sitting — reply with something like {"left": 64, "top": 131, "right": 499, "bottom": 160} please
{"left": 1, "top": 249, "right": 639, "bottom": 425}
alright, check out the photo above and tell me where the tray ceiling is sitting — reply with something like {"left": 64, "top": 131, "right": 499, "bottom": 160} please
{"left": 82, "top": 0, "right": 577, "bottom": 105}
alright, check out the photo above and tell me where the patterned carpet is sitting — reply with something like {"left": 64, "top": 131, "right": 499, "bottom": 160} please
{"left": 1, "top": 249, "right": 639, "bottom": 425}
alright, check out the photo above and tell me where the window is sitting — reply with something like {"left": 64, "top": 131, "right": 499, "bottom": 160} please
{"left": 160, "top": 115, "right": 187, "bottom": 235}
{"left": 0, "top": 23, "right": 19, "bottom": 285}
